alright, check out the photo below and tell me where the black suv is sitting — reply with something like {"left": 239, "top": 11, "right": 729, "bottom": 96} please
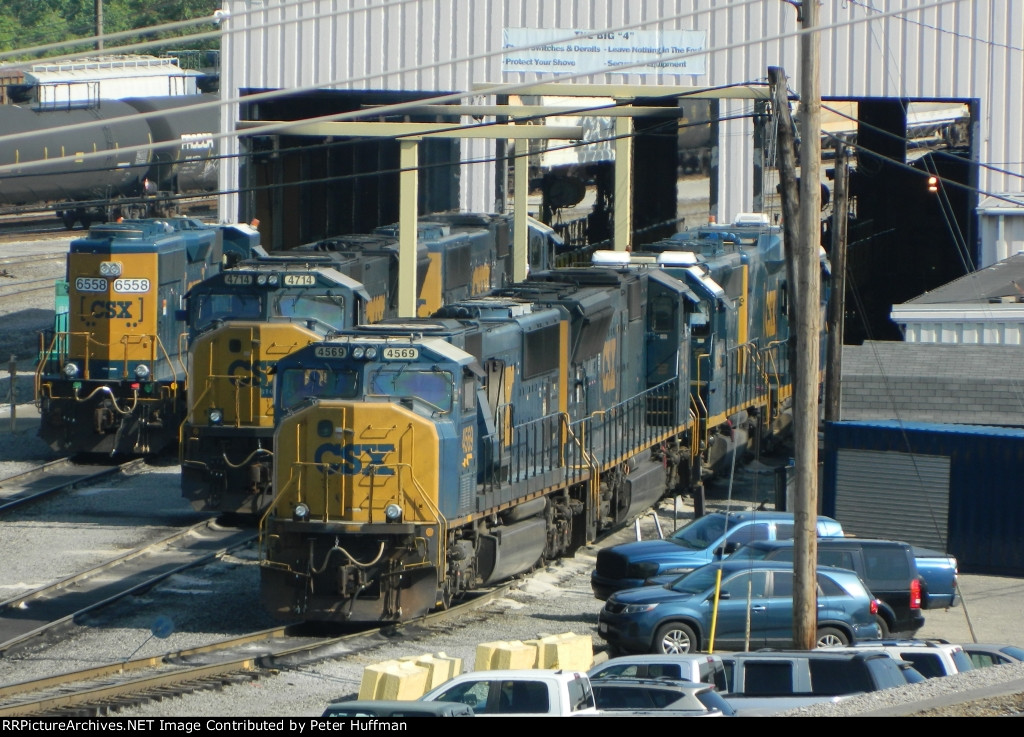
{"left": 726, "top": 538, "right": 925, "bottom": 637}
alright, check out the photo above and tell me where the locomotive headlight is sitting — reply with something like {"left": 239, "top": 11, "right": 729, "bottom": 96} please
{"left": 256, "top": 274, "right": 268, "bottom": 285}
{"left": 62, "top": 362, "right": 80, "bottom": 378}
{"left": 267, "top": 274, "right": 279, "bottom": 286}
{"left": 364, "top": 346, "right": 378, "bottom": 360}
{"left": 99, "top": 261, "right": 122, "bottom": 277}
{"left": 293, "top": 503, "right": 310, "bottom": 521}
{"left": 385, "top": 503, "right": 403, "bottom": 522}
{"left": 352, "top": 346, "right": 365, "bottom": 359}
{"left": 208, "top": 408, "right": 224, "bottom": 425}
{"left": 133, "top": 363, "right": 151, "bottom": 380}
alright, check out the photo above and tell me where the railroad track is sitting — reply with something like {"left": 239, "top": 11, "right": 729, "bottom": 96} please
{"left": 1, "top": 458, "right": 256, "bottom": 657}
{"left": 0, "top": 517, "right": 255, "bottom": 658}
{"left": 0, "top": 585, "right": 510, "bottom": 717}
{"left": 0, "top": 458, "right": 146, "bottom": 514}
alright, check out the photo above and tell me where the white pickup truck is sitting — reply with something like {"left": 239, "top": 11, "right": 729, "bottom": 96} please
{"left": 419, "top": 669, "right": 599, "bottom": 716}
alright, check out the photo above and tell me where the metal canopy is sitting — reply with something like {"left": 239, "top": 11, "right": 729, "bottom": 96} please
{"left": 357, "top": 104, "right": 687, "bottom": 118}
{"left": 237, "top": 119, "right": 583, "bottom": 316}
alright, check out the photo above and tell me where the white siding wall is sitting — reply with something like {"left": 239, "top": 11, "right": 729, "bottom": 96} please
{"left": 220, "top": 0, "right": 1023, "bottom": 229}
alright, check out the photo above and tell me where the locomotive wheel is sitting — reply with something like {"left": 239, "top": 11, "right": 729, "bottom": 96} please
{"left": 61, "top": 212, "right": 77, "bottom": 230}
{"left": 439, "top": 581, "right": 453, "bottom": 610}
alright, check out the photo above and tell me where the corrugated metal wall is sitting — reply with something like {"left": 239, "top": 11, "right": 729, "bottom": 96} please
{"left": 834, "top": 448, "right": 950, "bottom": 550}
{"left": 824, "top": 421, "right": 1024, "bottom": 576}
{"left": 220, "top": 1, "right": 1022, "bottom": 230}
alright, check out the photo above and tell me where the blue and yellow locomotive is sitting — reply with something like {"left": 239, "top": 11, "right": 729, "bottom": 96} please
{"left": 260, "top": 266, "right": 696, "bottom": 622}
{"left": 620, "top": 212, "right": 829, "bottom": 479}
{"left": 181, "top": 212, "right": 565, "bottom": 515}
{"left": 35, "top": 217, "right": 260, "bottom": 456}
{"left": 257, "top": 214, "right": 830, "bottom": 624}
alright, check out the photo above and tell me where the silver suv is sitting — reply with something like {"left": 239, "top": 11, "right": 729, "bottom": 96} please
{"left": 822, "top": 639, "right": 974, "bottom": 678}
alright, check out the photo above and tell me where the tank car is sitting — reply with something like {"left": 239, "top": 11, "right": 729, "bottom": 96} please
{"left": 35, "top": 217, "right": 261, "bottom": 457}
{"left": 180, "top": 212, "right": 565, "bottom": 516}
{"left": 259, "top": 266, "right": 696, "bottom": 623}
{"left": 0, "top": 95, "right": 219, "bottom": 228}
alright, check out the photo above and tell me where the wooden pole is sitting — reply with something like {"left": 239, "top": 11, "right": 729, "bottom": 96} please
{"left": 824, "top": 144, "right": 850, "bottom": 422}
{"left": 793, "top": 0, "right": 822, "bottom": 652}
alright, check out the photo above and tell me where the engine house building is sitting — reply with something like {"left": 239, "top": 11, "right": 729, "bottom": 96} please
{"left": 219, "top": 0, "right": 1022, "bottom": 343}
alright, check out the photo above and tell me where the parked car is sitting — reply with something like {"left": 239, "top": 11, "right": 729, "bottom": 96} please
{"left": 959, "top": 643, "right": 1024, "bottom": 668}
{"left": 322, "top": 700, "right": 475, "bottom": 717}
{"left": 912, "top": 547, "right": 961, "bottom": 609}
{"left": 589, "top": 677, "right": 735, "bottom": 715}
{"left": 587, "top": 653, "right": 729, "bottom": 691}
{"left": 591, "top": 511, "right": 845, "bottom": 601}
{"left": 722, "top": 537, "right": 928, "bottom": 637}
{"left": 824, "top": 639, "right": 974, "bottom": 678}
{"left": 598, "top": 560, "right": 881, "bottom": 655}
{"left": 419, "top": 669, "right": 598, "bottom": 716}
{"left": 717, "top": 649, "right": 910, "bottom": 716}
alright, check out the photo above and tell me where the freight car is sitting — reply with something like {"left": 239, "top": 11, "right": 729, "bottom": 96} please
{"left": 35, "top": 217, "right": 261, "bottom": 457}
{"left": 181, "top": 212, "right": 564, "bottom": 516}
{"left": 257, "top": 214, "right": 829, "bottom": 624}
{"left": 0, "top": 95, "right": 218, "bottom": 229}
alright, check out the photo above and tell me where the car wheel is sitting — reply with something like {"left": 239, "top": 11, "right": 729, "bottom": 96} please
{"left": 653, "top": 622, "right": 697, "bottom": 654}
{"left": 815, "top": 626, "right": 849, "bottom": 648}
{"left": 874, "top": 615, "right": 891, "bottom": 638}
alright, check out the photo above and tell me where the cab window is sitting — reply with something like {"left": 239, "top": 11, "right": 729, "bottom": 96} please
{"left": 194, "top": 292, "right": 261, "bottom": 327}
{"left": 371, "top": 369, "right": 453, "bottom": 412}
{"left": 278, "top": 367, "right": 359, "bottom": 410}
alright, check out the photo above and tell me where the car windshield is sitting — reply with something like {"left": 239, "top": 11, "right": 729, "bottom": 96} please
{"left": 667, "top": 514, "right": 728, "bottom": 550}
{"left": 696, "top": 688, "right": 735, "bottom": 716}
{"left": 999, "top": 646, "right": 1024, "bottom": 660}
{"left": 667, "top": 565, "right": 723, "bottom": 595}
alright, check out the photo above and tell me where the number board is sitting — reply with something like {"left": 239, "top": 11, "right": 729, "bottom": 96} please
{"left": 283, "top": 274, "right": 316, "bottom": 286}
{"left": 224, "top": 273, "right": 253, "bottom": 285}
{"left": 75, "top": 277, "right": 108, "bottom": 292}
{"left": 382, "top": 347, "right": 418, "bottom": 360}
{"left": 314, "top": 345, "right": 348, "bottom": 359}
{"left": 113, "top": 278, "right": 150, "bottom": 293}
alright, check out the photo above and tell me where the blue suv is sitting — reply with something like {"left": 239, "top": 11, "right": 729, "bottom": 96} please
{"left": 591, "top": 510, "right": 845, "bottom": 600}
{"left": 598, "top": 559, "right": 882, "bottom": 655}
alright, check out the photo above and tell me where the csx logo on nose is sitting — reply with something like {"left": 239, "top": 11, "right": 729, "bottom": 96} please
{"left": 315, "top": 443, "right": 396, "bottom": 475}
{"left": 91, "top": 301, "right": 133, "bottom": 319}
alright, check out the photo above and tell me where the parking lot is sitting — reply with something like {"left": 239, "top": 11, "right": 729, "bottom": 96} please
{"left": 915, "top": 573, "right": 1024, "bottom": 648}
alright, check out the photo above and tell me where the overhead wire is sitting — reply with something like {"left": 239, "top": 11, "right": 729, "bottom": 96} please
{"left": 0, "top": 0, "right": 972, "bottom": 177}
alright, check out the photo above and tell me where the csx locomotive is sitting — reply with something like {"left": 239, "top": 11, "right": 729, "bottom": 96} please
{"left": 258, "top": 214, "right": 830, "bottom": 624}
{"left": 35, "top": 217, "right": 261, "bottom": 456}
{"left": 181, "top": 212, "right": 566, "bottom": 515}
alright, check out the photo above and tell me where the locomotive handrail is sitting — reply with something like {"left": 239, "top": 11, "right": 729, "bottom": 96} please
{"left": 118, "top": 332, "right": 176, "bottom": 386}
{"left": 34, "top": 332, "right": 62, "bottom": 401}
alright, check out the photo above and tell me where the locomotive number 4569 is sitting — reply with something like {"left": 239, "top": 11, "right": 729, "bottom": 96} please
{"left": 382, "top": 347, "right": 418, "bottom": 360}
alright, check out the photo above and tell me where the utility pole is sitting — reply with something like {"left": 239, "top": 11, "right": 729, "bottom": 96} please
{"left": 95, "top": 0, "right": 104, "bottom": 51}
{"left": 792, "top": 0, "right": 822, "bottom": 652}
{"left": 824, "top": 143, "right": 849, "bottom": 422}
